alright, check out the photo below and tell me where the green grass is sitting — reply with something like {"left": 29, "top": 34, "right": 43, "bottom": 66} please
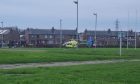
{"left": 0, "top": 48, "right": 140, "bottom": 64}
{"left": 0, "top": 61, "right": 139, "bottom": 84}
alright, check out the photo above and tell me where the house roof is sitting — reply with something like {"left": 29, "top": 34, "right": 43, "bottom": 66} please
{"left": 86, "top": 31, "right": 118, "bottom": 36}
{"left": 27, "top": 29, "right": 77, "bottom": 35}
{"left": 0, "top": 29, "right": 10, "bottom": 35}
{"left": 28, "top": 29, "right": 52, "bottom": 35}
{"left": 55, "top": 29, "right": 77, "bottom": 35}
{"left": 85, "top": 30, "right": 135, "bottom": 37}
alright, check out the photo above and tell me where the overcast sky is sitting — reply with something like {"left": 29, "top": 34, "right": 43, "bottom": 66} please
{"left": 0, "top": 0, "right": 139, "bottom": 32}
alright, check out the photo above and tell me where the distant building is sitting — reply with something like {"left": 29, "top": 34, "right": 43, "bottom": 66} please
{"left": 25, "top": 28, "right": 77, "bottom": 47}
{"left": 81, "top": 29, "right": 138, "bottom": 47}
{"left": 0, "top": 27, "right": 20, "bottom": 47}
{"left": 1, "top": 26, "right": 139, "bottom": 48}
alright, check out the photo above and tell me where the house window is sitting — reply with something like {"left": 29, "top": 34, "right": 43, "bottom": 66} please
{"left": 48, "top": 40, "right": 53, "bottom": 44}
{"left": 37, "top": 35, "right": 39, "bottom": 38}
{"left": 45, "top": 35, "right": 48, "bottom": 38}
{"left": 50, "top": 35, "right": 53, "bottom": 38}
{"left": 31, "top": 35, "right": 35, "bottom": 38}
{"left": 62, "top": 35, "right": 64, "bottom": 38}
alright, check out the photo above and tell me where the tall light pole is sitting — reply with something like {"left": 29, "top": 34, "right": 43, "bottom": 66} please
{"left": 120, "top": 30, "right": 122, "bottom": 56}
{"left": 1, "top": 22, "right": 3, "bottom": 28}
{"left": 74, "top": 0, "right": 78, "bottom": 42}
{"left": 93, "top": 13, "right": 97, "bottom": 48}
{"left": 135, "top": 10, "right": 138, "bottom": 50}
{"left": 60, "top": 19, "right": 62, "bottom": 48}
{"left": 1, "top": 21, "right": 4, "bottom": 48}
{"left": 117, "top": 19, "right": 122, "bottom": 56}
{"left": 127, "top": 12, "right": 130, "bottom": 49}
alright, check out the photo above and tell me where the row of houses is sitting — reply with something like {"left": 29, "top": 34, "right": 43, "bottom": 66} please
{"left": 24, "top": 28, "right": 77, "bottom": 47}
{"left": 0, "top": 27, "right": 140, "bottom": 48}
{"left": 0, "top": 27, "right": 20, "bottom": 47}
{"left": 81, "top": 29, "right": 140, "bottom": 47}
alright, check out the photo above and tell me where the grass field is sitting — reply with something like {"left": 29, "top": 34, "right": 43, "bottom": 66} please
{"left": 0, "top": 48, "right": 139, "bottom": 84}
{"left": 0, "top": 48, "right": 140, "bottom": 64}
{"left": 0, "top": 61, "right": 139, "bottom": 84}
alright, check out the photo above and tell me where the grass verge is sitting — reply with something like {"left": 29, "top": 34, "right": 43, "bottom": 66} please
{"left": 0, "top": 61, "right": 139, "bottom": 84}
{"left": 0, "top": 48, "right": 139, "bottom": 64}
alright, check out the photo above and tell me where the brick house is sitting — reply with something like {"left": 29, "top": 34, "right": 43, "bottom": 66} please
{"left": 25, "top": 28, "right": 77, "bottom": 47}
{"left": 0, "top": 27, "right": 20, "bottom": 47}
{"left": 81, "top": 29, "right": 139, "bottom": 47}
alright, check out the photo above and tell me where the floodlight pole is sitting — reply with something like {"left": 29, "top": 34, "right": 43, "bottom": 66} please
{"left": 117, "top": 19, "right": 122, "bottom": 56}
{"left": 20, "top": 35, "right": 22, "bottom": 47}
{"left": 60, "top": 19, "right": 62, "bottom": 48}
{"left": 127, "top": 31, "right": 128, "bottom": 49}
{"left": 1, "top": 22, "right": 3, "bottom": 28}
{"left": 94, "top": 13, "right": 97, "bottom": 48}
{"left": 135, "top": 10, "right": 137, "bottom": 50}
{"left": 127, "top": 12, "right": 129, "bottom": 49}
{"left": 120, "top": 31, "right": 122, "bottom": 56}
{"left": 1, "top": 21, "right": 3, "bottom": 48}
{"left": 74, "top": 0, "right": 79, "bottom": 42}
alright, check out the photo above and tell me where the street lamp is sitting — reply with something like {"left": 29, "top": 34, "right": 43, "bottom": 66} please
{"left": 127, "top": 11, "right": 130, "bottom": 49}
{"left": 1, "top": 21, "right": 3, "bottom": 48}
{"left": 60, "top": 19, "right": 62, "bottom": 48}
{"left": 135, "top": 10, "right": 138, "bottom": 50}
{"left": 74, "top": 0, "right": 79, "bottom": 42}
{"left": 93, "top": 13, "right": 97, "bottom": 48}
{"left": 1, "top": 22, "right": 3, "bottom": 28}
{"left": 120, "top": 30, "right": 122, "bottom": 56}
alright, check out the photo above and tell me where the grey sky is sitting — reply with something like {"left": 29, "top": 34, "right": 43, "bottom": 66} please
{"left": 0, "top": 0, "right": 139, "bottom": 32}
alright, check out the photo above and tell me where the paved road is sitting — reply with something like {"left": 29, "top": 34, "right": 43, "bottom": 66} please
{"left": 0, "top": 59, "right": 139, "bottom": 69}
